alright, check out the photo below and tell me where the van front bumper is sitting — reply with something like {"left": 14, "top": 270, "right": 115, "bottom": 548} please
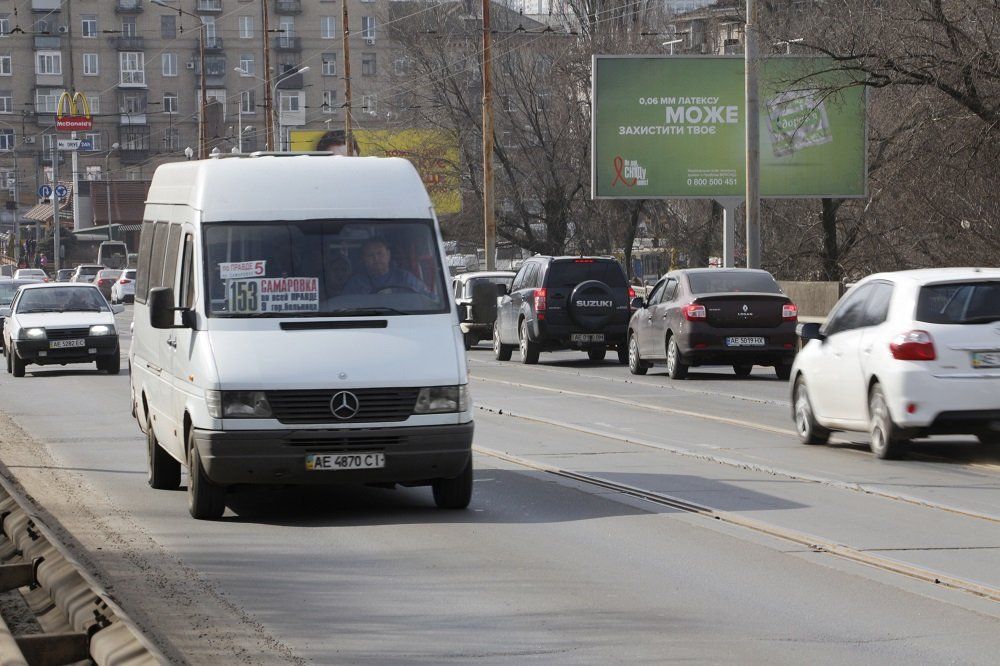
{"left": 192, "top": 422, "right": 474, "bottom": 486}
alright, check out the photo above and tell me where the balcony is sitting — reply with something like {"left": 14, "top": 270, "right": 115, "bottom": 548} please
{"left": 273, "top": 36, "right": 302, "bottom": 52}
{"left": 33, "top": 36, "right": 61, "bottom": 50}
{"left": 31, "top": 0, "right": 61, "bottom": 12}
{"left": 115, "top": 0, "right": 144, "bottom": 13}
{"left": 118, "top": 148, "right": 149, "bottom": 164}
{"left": 196, "top": 0, "right": 223, "bottom": 13}
{"left": 204, "top": 37, "right": 225, "bottom": 51}
{"left": 112, "top": 36, "right": 145, "bottom": 51}
{"left": 275, "top": 72, "right": 303, "bottom": 90}
{"left": 275, "top": 0, "right": 302, "bottom": 14}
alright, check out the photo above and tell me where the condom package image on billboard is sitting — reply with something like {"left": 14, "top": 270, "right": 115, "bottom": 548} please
{"left": 592, "top": 56, "right": 866, "bottom": 198}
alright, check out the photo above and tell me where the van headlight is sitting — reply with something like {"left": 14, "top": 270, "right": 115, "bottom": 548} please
{"left": 89, "top": 324, "right": 115, "bottom": 336}
{"left": 22, "top": 328, "right": 46, "bottom": 340}
{"left": 414, "top": 385, "right": 469, "bottom": 414}
{"left": 224, "top": 391, "right": 273, "bottom": 418}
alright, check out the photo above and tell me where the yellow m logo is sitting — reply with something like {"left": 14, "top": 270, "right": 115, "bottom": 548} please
{"left": 56, "top": 91, "right": 91, "bottom": 119}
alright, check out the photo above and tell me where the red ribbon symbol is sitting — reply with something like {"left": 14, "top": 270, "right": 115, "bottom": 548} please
{"left": 611, "top": 156, "right": 637, "bottom": 187}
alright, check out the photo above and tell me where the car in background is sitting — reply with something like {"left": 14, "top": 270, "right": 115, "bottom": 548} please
{"left": 494, "top": 256, "right": 634, "bottom": 364}
{"left": 70, "top": 264, "right": 105, "bottom": 283}
{"left": 453, "top": 271, "right": 514, "bottom": 349}
{"left": 13, "top": 268, "right": 48, "bottom": 282}
{"left": 55, "top": 269, "right": 75, "bottom": 282}
{"left": 626, "top": 268, "right": 798, "bottom": 380}
{"left": 1, "top": 283, "right": 123, "bottom": 377}
{"left": 792, "top": 268, "right": 1000, "bottom": 459}
{"left": 94, "top": 269, "right": 123, "bottom": 300}
{"left": 110, "top": 269, "right": 137, "bottom": 304}
{"left": 0, "top": 279, "right": 36, "bottom": 353}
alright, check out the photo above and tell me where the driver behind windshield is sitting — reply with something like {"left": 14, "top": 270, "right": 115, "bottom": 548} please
{"left": 342, "top": 239, "right": 430, "bottom": 296}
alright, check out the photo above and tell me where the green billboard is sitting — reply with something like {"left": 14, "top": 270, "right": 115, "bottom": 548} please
{"left": 592, "top": 56, "right": 867, "bottom": 198}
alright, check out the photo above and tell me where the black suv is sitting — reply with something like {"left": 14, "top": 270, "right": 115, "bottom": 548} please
{"left": 493, "top": 256, "right": 633, "bottom": 364}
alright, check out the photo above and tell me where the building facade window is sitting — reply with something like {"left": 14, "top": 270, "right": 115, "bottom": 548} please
{"left": 83, "top": 53, "right": 99, "bottom": 76}
{"left": 0, "top": 129, "right": 14, "bottom": 151}
{"left": 35, "top": 88, "right": 62, "bottom": 114}
{"left": 161, "top": 15, "right": 176, "bottom": 40}
{"left": 163, "top": 93, "right": 178, "bottom": 114}
{"left": 239, "top": 16, "right": 254, "bottom": 38}
{"left": 279, "top": 92, "right": 299, "bottom": 113}
{"left": 361, "top": 17, "right": 376, "bottom": 40}
{"left": 119, "top": 126, "right": 150, "bottom": 152}
{"left": 119, "top": 91, "right": 147, "bottom": 115}
{"left": 162, "top": 53, "right": 177, "bottom": 77}
{"left": 361, "top": 53, "right": 376, "bottom": 77}
{"left": 0, "top": 15, "right": 10, "bottom": 37}
{"left": 362, "top": 94, "right": 376, "bottom": 115}
{"left": 322, "top": 90, "right": 337, "bottom": 114}
{"left": 322, "top": 53, "right": 336, "bottom": 76}
{"left": 321, "top": 17, "right": 336, "bottom": 39}
{"left": 83, "top": 132, "right": 102, "bottom": 151}
{"left": 121, "top": 17, "right": 137, "bottom": 38}
{"left": 240, "top": 90, "right": 255, "bottom": 114}
{"left": 0, "top": 54, "right": 12, "bottom": 76}
{"left": 239, "top": 54, "right": 255, "bottom": 76}
{"left": 36, "top": 51, "right": 62, "bottom": 76}
{"left": 82, "top": 15, "right": 98, "bottom": 38}
{"left": 119, "top": 52, "right": 145, "bottom": 86}
{"left": 164, "top": 128, "right": 180, "bottom": 151}
{"left": 0, "top": 91, "right": 11, "bottom": 114}
{"left": 84, "top": 92, "right": 100, "bottom": 115}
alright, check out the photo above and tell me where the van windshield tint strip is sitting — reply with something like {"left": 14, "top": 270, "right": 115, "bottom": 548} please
{"left": 203, "top": 219, "right": 449, "bottom": 318}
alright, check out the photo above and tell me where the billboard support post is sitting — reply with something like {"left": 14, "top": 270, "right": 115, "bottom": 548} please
{"left": 744, "top": 0, "right": 761, "bottom": 269}
{"left": 716, "top": 197, "right": 741, "bottom": 268}
{"left": 481, "top": 0, "right": 496, "bottom": 270}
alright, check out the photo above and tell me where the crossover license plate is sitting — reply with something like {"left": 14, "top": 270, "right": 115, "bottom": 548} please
{"left": 571, "top": 333, "right": 605, "bottom": 343}
{"left": 971, "top": 351, "right": 1000, "bottom": 369}
{"left": 725, "top": 336, "right": 766, "bottom": 347}
{"left": 49, "top": 339, "right": 85, "bottom": 349}
{"left": 306, "top": 452, "right": 385, "bottom": 471}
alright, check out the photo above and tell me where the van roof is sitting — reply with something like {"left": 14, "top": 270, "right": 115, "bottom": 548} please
{"left": 146, "top": 155, "right": 433, "bottom": 222}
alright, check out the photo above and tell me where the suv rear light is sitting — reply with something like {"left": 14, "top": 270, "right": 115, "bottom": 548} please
{"left": 534, "top": 288, "right": 547, "bottom": 319}
{"left": 574, "top": 258, "right": 595, "bottom": 263}
{"left": 682, "top": 304, "right": 706, "bottom": 321}
{"left": 782, "top": 303, "right": 798, "bottom": 322}
{"left": 890, "top": 330, "right": 936, "bottom": 361}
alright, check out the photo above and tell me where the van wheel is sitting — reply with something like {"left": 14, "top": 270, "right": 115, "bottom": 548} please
{"left": 432, "top": 457, "right": 473, "bottom": 509}
{"left": 587, "top": 347, "right": 606, "bottom": 362}
{"left": 493, "top": 323, "right": 512, "bottom": 361}
{"left": 187, "top": 432, "right": 226, "bottom": 520}
{"left": 869, "top": 384, "right": 907, "bottom": 460}
{"left": 665, "top": 336, "right": 687, "bottom": 380}
{"left": 147, "top": 415, "right": 181, "bottom": 490}
{"left": 793, "top": 377, "right": 830, "bottom": 445}
{"left": 518, "top": 320, "right": 540, "bottom": 365}
{"left": 11, "top": 350, "right": 25, "bottom": 378}
{"left": 733, "top": 364, "right": 753, "bottom": 377}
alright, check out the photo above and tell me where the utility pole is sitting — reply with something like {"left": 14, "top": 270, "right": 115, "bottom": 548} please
{"left": 481, "top": 0, "right": 496, "bottom": 270}
{"left": 12, "top": 150, "right": 20, "bottom": 267}
{"left": 744, "top": 0, "right": 761, "bottom": 269}
{"left": 342, "top": 0, "right": 354, "bottom": 155}
{"left": 51, "top": 142, "right": 60, "bottom": 273}
{"left": 262, "top": 0, "right": 274, "bottom": 150}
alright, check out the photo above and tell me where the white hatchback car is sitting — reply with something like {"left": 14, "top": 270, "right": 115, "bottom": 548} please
{"left": 110, "top": 268, "right": 137, "bottom": 304}
{"left": 791, "top": 268, "right": 1000, "bottom": 459}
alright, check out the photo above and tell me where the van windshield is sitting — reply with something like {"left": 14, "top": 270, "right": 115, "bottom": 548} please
{"left": 204, "top": 220, "right": 448, "bottom": 317}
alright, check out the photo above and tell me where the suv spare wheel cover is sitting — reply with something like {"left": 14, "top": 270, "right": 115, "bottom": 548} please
{"left": 568, "top": 280, "right": 616, "bottom": 330}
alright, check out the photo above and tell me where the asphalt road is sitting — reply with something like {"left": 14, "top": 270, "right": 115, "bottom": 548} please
{"left": 0, "top": 309, "right": 998, "bottom": 664}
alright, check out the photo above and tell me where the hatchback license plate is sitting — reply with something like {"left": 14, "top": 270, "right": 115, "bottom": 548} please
{"left": 971, "top": 351, "right": 1000, "bottom": 369}
{"left": 571, "top": 333, "right": 605, "bottom": 343}
{"left": 306, "top": 452, "right": 385, "bottom": 471}
{"left": 725, "top": 337, "right": 766, "bottom": 347}
{"left": 49, "top": 339, "right": 85, "bottom": 349}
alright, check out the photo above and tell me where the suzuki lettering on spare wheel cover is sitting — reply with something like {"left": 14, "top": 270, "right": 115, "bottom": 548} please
{"left": 569, "top": 280, "right": 616, "bottom": 329}
{"left": 330, "top": 391, "right": 360, "bottom": 419}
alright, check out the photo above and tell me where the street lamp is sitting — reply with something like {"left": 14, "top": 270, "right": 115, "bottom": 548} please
{"left": 151, "top": 0, "right": 208, "bottom": 158}
{"left": 184, "top": 146, "right": 194, "bottom": 160}
{"left": 104, "top": 142, "right": 120, "bottom": 240}
{"left": 662, "top": 39, "right": 683, "bottom": 55}
{"left": 234, "top": 65, "right": 309, "bottom": 151}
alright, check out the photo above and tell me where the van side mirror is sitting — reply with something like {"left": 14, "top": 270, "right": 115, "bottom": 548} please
{"left": 796, "top": 322, "right": 825, "bottom": 342}
{"left": 630, "top": 296, "right": 645, "bottom": 310}
{"left": 0, "top": 307, "right": 10, "bottom": 318}
{"left": 149, "top": 287, "right": 185, "bottom": 329}
{"left": 497, "top": 284, "right": 508, "bottom": 297}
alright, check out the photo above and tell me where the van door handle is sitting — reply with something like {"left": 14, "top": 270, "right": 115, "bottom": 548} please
{"left": 862, "top": 345, "right": 873, "bottom": 355}
{"left": 166, "top": 337, "right": 177, "bottom": 349}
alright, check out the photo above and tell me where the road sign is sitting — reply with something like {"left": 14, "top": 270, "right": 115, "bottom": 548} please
{"left": 57, "top": 139, "right": 81, "bottom": 151}
{"left": 55, "top": 185, "right": 68, "bottom": 198}
{"left": 38, "top": 185, "right": 52, "bottom": 198}
{"left": 79, "top": 139, "right": 93, "bottom": 151}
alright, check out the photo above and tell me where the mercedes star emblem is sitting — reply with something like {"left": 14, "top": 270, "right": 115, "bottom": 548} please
{"left": 330, "top": 391, "right": 360, "bottom": 420}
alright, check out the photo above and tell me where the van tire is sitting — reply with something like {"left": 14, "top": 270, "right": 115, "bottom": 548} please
{"left": 147, "top": 415, "right": 181, "bottom": 490}
{"left": 432, "top": 457, "right": 473, "bottom": 509}
{"left": 11, "top": 350, "right": 25, "bottom": 378}
{"left": 187, "top": 433, "right": 226, "bottom": 520}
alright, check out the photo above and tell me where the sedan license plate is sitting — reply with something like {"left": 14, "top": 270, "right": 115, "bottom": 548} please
{"left": 725, "top": 336, "right": 766, "bottom": 347}
{"left": 306, "top": 452, "right": 385, "bottom": 471}
{"left": 571, "top": 333, "right": 605, "bottom": 343}
{"left": 971, "top": 351, "right": 1000, "bottom": 369}
{"left": 49, "top": 339, "right": 85, "bottom": 349}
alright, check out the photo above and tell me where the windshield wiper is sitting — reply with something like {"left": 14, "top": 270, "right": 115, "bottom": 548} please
{"left": 61, "top": 307, "right": 104, "bottom": 313}
{"left": 21, "top": 307, "right": 63, "bottom": 313}
{"left": 328, "top": 307, "right": 410, "bottom": 317}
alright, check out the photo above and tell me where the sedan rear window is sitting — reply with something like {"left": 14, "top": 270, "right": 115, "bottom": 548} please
{"left": 687, "top": 272, "right": 782, "bottom": 295}
{"left": 545, "top": 261, "right": 626, "bottom": 288}
{"left": 917, "top": 281, "right": 1000, "bottom": 324}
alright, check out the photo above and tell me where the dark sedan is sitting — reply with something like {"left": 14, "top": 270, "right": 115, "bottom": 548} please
{"left": 626, "top": 268, "right": 798, "bottom": 380}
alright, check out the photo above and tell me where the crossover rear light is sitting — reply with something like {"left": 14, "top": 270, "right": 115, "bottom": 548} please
{"left": 534, "top": 288, "right": 547, "bottom": 320}
{"left": 890, "top": 330, "right": 936, "bottom": 361}
{"left": 120, "top": 278, "right": 132, "bottom": 284}
{"left": 682, "top": 304, "right": 706, "bottom": 321}
{"left": 782, "top": 303, "right": 798, "bottom": 322}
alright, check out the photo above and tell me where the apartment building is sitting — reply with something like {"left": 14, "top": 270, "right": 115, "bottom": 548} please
{"left": 0, "top": 0, "right": 393, "bottom": 237}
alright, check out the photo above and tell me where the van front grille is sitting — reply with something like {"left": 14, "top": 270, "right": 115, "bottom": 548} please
{"left": 267, "top": 388, "right": 419, "bottom": 424}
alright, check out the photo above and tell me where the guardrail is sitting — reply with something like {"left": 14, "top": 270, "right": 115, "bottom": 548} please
{"left": 0, "top": 478, "right": 164, "bottom": 665}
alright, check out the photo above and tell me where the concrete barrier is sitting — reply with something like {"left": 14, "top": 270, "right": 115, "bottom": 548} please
{"left": 779, "top": 281, "right": 844, "bottom": 318}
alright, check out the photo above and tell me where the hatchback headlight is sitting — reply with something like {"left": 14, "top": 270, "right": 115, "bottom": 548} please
{"left": 89, "top": 324, "right": 115, "bottom": 336}
{"left": 221, "top": 391, "right": 273, "bottom": 418}
{"left": 414, "top": 385, "right": 469, "bottom": 414}
{"left": 22, "top": 327, "right": 46, "bottom": 340}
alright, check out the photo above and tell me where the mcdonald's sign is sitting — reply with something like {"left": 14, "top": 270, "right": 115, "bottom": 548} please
{"left": 55, "top": 91, "right": 93, "bottom": 132}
